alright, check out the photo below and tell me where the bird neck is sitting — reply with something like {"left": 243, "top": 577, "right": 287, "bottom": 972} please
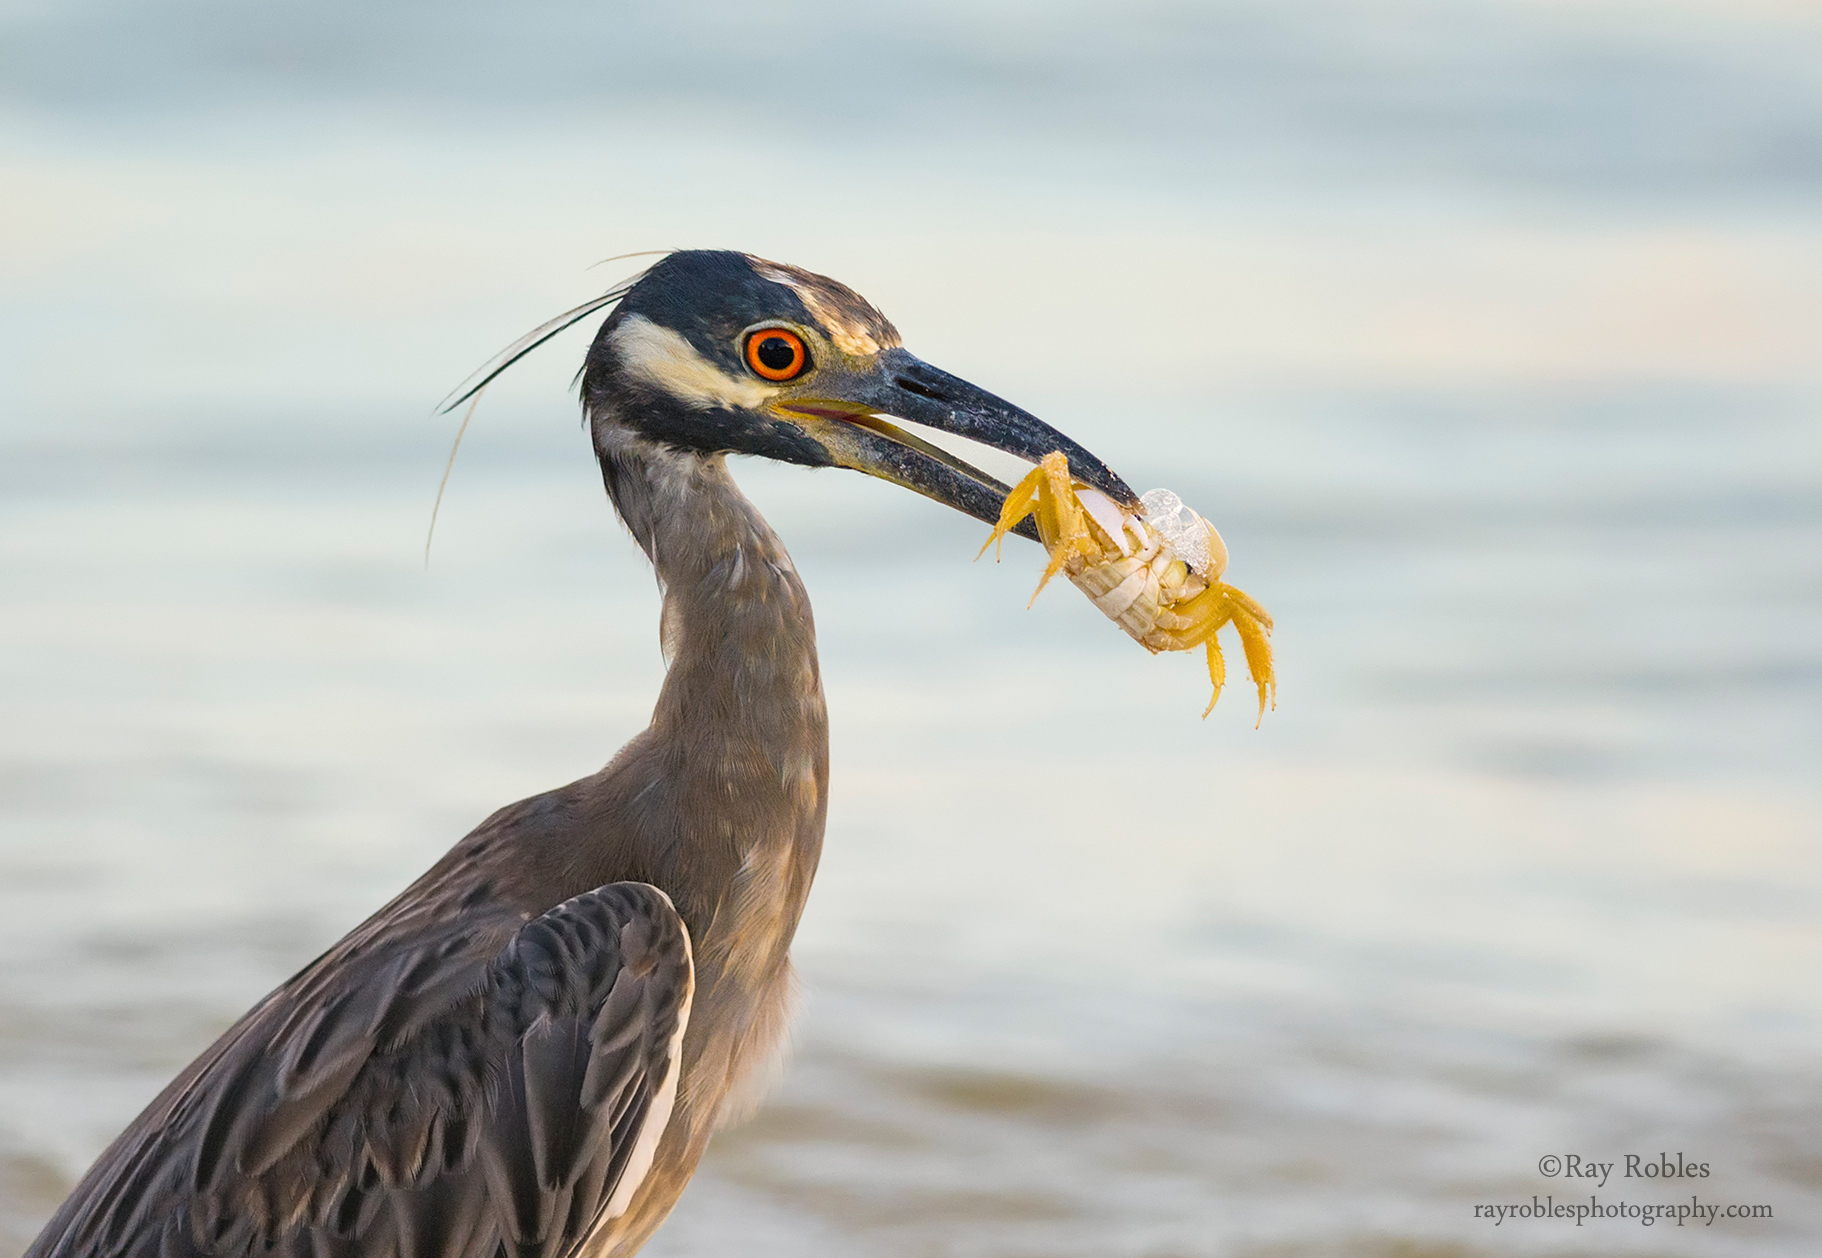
{"left": 592, "top": 427, "right": 829, "bottom": 981}
{"left": 599, "top": 431, "right": 823, "bottom": 730}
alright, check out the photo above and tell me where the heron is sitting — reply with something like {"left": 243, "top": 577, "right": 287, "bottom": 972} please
{"left": 26, "top": 250, "right": 1138, "bottom": 1258}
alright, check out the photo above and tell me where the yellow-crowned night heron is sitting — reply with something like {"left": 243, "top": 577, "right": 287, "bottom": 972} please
{"left": 27, "top": 250, "right": 1137, "bottom": 1258}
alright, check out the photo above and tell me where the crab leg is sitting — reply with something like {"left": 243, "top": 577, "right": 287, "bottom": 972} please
{"left": 1203, "top": 636, "right": 1228, "bottom": 719}
{"left": 977, "top": 467, "right": 1043, "bottom": 563}
{"left": 977, "top": 450, "right": 1275, "bottom": 721}
{"left": 1231, "top": 606, "right": 1277, "bottom": 725}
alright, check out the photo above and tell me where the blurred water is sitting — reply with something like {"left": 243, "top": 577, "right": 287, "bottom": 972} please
{"left": 4, "top": 2, "right": 1822, "bottom": 1255}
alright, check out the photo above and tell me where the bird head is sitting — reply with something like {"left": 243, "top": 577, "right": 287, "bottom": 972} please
{"left": 580, "top": 250, "right": 1135, "bottom": 537}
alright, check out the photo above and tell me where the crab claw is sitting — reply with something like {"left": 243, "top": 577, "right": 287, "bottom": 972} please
{"left": 980, "top": 451, "right": 1276, "bottom": 721}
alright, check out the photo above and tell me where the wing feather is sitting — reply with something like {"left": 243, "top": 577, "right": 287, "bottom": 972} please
{"left": 29, "top": 881, "right": 693, "bottom": 1258}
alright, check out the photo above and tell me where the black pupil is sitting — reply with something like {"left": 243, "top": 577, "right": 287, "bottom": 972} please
{"left": 755, "top": 336, "right": 798, "bottom": 372}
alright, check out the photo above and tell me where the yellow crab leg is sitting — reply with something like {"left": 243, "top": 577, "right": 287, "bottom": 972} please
{"left": 976, "top": 464, "right": 1044, "bottom": 562}
{"left": 1202, "top": 635, "right": 1228, "bottom": 718}
{"left": 1222, "top": 584, "right": 1274, "bottom": 633}
{"left": 1027, "top": 453, "right": 1101, "bottom": 602}
{"left": 976, "top": 449, "right": 1276, "bottom": 723}
{"left": 1231, "top": 607, "right": 1276, "bottom": 726}
{"left": 979, "top": 454, "right": 1104, "bottom": 607}
{"left": 1140, "top": 582, "right": 1238, "bottom": 652}
{"left": 1144, "top": 580, "right": 1274, "bottom": 719}
{"left": 1026, "top": 490, "right": 1074, "bottom": 602}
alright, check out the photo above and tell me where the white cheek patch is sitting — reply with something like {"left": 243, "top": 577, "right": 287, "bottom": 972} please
{"left": 611, "top": 315, "right": 775, "bottom": 410}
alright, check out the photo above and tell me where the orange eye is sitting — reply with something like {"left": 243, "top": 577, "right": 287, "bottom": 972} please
{"left": 744, "top": 329, "right": 808, "bottom": 381}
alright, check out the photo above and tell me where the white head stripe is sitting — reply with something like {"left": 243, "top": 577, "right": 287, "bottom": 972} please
{"left": 751, "top": 262, "right": 885, "bottom": 356}
{"left": 610, "top": 315, "right": 775, "bottom": 410}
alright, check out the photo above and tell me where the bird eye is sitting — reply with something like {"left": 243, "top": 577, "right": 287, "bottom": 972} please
{"left": 744, "top": 329, "right": 808, "bottom": 382}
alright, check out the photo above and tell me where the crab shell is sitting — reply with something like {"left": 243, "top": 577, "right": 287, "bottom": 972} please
{"left": 1059, "top": 499, "right": 1227, "bottom": 654}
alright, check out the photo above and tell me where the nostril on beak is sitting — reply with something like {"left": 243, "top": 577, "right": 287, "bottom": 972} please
{"left": 892, "top": 375, "right": 946, "bottom": 403}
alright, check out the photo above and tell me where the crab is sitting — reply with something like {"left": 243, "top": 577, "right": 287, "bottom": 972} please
{"left": 980, "top": 452, "right": 1276, "bottom": 722}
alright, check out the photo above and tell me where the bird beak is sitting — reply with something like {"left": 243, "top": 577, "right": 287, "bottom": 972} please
{"left": 771, "top": 348, "right": 1137, "bottom": 541}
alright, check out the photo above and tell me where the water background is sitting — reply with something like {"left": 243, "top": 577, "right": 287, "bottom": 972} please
{"left": 3, "top": 2, "right": 1821, "bottom": 1254}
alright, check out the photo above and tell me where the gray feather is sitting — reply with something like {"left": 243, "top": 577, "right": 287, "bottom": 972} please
{"left": 28, "top": 881, "right": 692, "bottom": 1258}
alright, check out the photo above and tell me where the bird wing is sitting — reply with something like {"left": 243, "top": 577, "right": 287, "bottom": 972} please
{"left": 29, "top": 881, "right": 693, "bottom": 1258}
